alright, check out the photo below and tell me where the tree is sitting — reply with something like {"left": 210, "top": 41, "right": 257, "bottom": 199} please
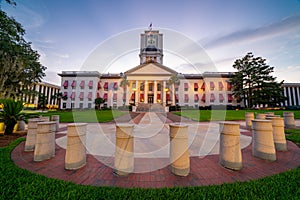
{"left": 0, "top": 7, "right": 46, "bottom": 99}
{"left": 119, "top": 73, "right": 129, "bottom": 105}
{"left": 167, "top": 73, "right": 180, "bottom": 106}
{"left": 51, "top": 92, "right": 67, "bottom": 109}
{"left": 94, "top": 97, "right": 105, "bottom": 110}
{"left": 0, "top": 98, "right": 23, "bottom": 135}
{"left": 230, "top": 52, "right": 286, "bottom": 108}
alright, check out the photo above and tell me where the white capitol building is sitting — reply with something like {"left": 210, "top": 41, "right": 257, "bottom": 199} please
{"left": 57, "top": 29, "right": 248, "bottom": 110}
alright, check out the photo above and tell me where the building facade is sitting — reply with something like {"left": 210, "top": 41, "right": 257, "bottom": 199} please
{"left": 22, "top": 82, "right": 61, "bottom": 109}
{"left": 58, "top": 29, "right": 299, "bottom": 110}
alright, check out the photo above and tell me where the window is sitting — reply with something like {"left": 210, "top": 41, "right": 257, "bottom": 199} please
{"left": 140, "top": 83, "right": 144, "bottom": 91}
{"left": 219, "top": 94, "right": 224, "bottom": 103}
{"left": 97, "top": 81, "right": 101, "bottom": 90}
{"left": 184, "top": 83, "right": 188, "bottom": 91}
{"left": 194, "top": 94, "right": 199, "bottom": 103}
{"left": 70, "top": 92, "right": 75, "bottom": 100}
{"left": 79, "top": 92, "right": 84, "bottom": 101}
{"left": 113, "top": 93, "right": 117, "bottom": 102}
{"left": 63, "top": 103, "right": 66, "bottom": 109}
{"left": 71, "top": 80, "right": 76, "bottom": 89}
{"left": 201, "top": 94, "right": 206, "bottom": 102}
{"left": 71, "top": 103, "right": 75, "bottom": 108}
{"left": 88, "top": 92, "right": 93, "bottom": 101}
{"left": 175, "top": 94, "right": 179, "bottom": 103}
{"left": 210, "top": 82, "right": 215, "bottom": 91}
{"left": 210, "top": 93, "right": 215, "bottom": 103}
{"left": 157, "top": 83, "right": 161, "bottom": 91}
{"left": 80, "top": 81, "right": 85, "bottom": 89}
{"left": 184, "top": 94, "right": 189, "bottom": 103}
{"left": 63, "top": 80, "right": 68, "bottom": 89}
{"left": 219, "top": 82, "right": 224, "bottom": 91}
{"left": 227, "top": 82, "right": 232, "bottom": 91}
{"left": 88, "top": 80, "right": 93, "bottom": 89}
{"left": 88, "top": 103, "right": 92, "bottom": 108}
{"left": 104, "top": 82, "right": 108, "bottom": 91}
{"left": 149, "top": 83, "right": 153, "bottom": 91}
{"left": 194, "top": 83, "right": 199, "bottom": 92}
{"left": 79, "top": 103, "right": 83, "bottom": 109}
{"left": 113, "top": 82, "right": 118, "bottom": 91}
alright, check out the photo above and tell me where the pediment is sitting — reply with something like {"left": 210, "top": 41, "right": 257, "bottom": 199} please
{"left": 125, "top": 62, "right": 177, "bottom": 76}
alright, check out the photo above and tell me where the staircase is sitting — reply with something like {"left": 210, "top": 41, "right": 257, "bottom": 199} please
{"left": 136, "top": 103, "right": 165, "bottom": 112}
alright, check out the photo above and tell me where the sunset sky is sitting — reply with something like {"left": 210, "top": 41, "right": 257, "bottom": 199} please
{"left": 2, "top": 0, "right": 300, "bottom": 84}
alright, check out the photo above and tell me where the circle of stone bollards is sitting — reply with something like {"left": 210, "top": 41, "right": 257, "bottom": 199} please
{"left": 169, "top": 123, "right": 190, "bottom": 176}
{"left": 256, "top": 113, "right": 266, "bottom": 119}
{"left": 219, "top": 122, "right": 242, "bottom": 170}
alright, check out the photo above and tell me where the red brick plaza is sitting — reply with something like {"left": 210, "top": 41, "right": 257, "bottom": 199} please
{"left": 11, "top": 113, "right": 300, "bottom": 188}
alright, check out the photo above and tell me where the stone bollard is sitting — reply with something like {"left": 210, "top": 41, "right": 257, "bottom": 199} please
{"left": 219, "top": 122, "right": 242, "bottom": 170}
{"left": 283, "top": 112, "right": 295, "bottom": 129}
{"left": 51, "top": 115, "right": 60, "bottom": 132}
{"left": 24, "top": 119, "right": 43, "bottom": 151}
{"left": 245, "top": 112, "right": 254, "bottom": 130}
{"left": 169, "top": 123, "right": 190, "bottom": 176}
{"left": 266, "top": 117, "right": 287, "bottom": 151}
{"left": 256, "top": 113, "right": 266, "bottom": 119}
{"left": 265, "top": 112, "right": 274, "bottom": 117}
{"left": 252, "top": 120, "right": 276, "bottom": 161}
{"left": 65, "top": 123, "right": 87, "bottom": 170}
{"left": 39, "top": 116, "right": 50, "bottom": 122}
{"left": 34, "top": 122, "right": 56, "bottom": 162}
{"left": 17, "top": 120, "right": 26, "bottom": 131}
{"left": 114, "top": 124, "right": 134, "bottom": 176}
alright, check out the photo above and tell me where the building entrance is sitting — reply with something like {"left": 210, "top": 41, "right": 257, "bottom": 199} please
{"left": 148, "top": 94, "right": 154, "bottom": 103}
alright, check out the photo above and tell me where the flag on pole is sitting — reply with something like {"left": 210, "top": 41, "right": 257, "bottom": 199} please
{"left": 149, "top": 22, "right": 152, "bottom": 30}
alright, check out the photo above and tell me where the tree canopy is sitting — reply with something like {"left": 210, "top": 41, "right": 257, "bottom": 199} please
{"left": 230, "top": 52, "right": 286, "bottom": 108}
{"left": 0, "top": 4, "right": 46, "bottom": 99}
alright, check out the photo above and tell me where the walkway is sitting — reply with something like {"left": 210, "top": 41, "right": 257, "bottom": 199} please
{"left": 11, "top": 113, "right": 300, "bottom": 188}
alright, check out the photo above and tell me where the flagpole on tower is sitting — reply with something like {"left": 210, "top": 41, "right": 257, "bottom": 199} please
{"left": 149, "top": 22, "right": 152, "bottom": 31}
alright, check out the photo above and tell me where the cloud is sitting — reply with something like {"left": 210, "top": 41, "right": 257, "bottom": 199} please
{"left": 203, "top": 14, "right": 300, "bottom": 49}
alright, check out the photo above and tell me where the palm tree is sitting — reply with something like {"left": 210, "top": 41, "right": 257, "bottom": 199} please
{"left": 167, "top": 73, "right": 180, "bottom": 106}
{"left": 119, "top": 73, "right": 130, "bottom": 106}
{"left": 0, "top": 99, "right": 24, "bottom": 135}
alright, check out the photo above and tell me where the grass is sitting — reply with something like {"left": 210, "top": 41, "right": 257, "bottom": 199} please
{"left": 174, "top": 110, "right": 300, "bottom": 122}
{"left": 1, "top": 134, "right": 300, "bottom": 199}
{"left": 34, "top": 110, "right": 126, "bottom": 123}
{"left": 286, "top": 129, "right": 300, "bottom": 147}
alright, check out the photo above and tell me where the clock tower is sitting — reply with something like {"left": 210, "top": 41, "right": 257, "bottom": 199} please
{"left": 139, "top": 29, "right": 163, "bottom": 64}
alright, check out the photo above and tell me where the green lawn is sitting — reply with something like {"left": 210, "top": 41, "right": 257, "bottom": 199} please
{"left": 174, "top": 110, "right": 300, "bottom": 122}
{"left": 286, "top": 129, "right": 300, "bottom": 147}
{"left": 1, "top": 138, "right": 300, "bottom": 199}
{"left": 34, "top": 110, "right": 127, "bottom": 123}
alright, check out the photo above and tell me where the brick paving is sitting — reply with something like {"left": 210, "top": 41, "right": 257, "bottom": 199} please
{"left": 11, "top": 113, "right": 300, "bottom": 188}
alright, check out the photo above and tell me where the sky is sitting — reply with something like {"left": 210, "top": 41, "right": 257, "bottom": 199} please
{"left": 2, "top": 0, "right": 300, "bottom": 85}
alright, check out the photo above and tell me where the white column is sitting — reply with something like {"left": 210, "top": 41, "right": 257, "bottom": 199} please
{"left": 125, "top": 84, "right": 129, "bottom": 105}
{"left": 171, "top": 84, "right": 175, "bottom": 106}
{"left": 154, "top": 81, "right": 157, "bottom": 103}
{"left": 145, "top": 81, "right": 148, "bottom": 103}
{"left": 135, "top": 80, "right": 139, "bottom": 105}
{"left": 163, "top": 81, "right": 166, "bottom": 106}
